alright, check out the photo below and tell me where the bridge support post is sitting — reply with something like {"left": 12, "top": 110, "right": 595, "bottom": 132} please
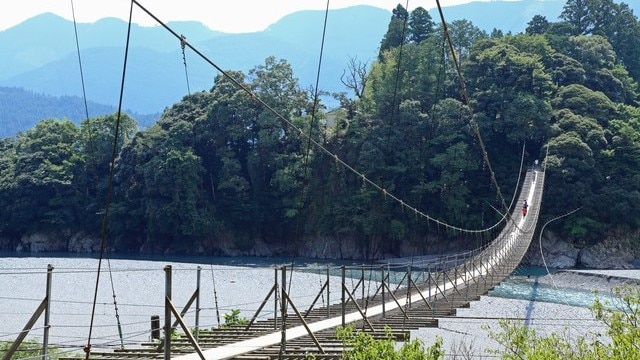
{"left": 341, "top": 265, "right": 345, "bottom": 327}
{"left": 164, "top": 265, "right": 172, "bottom": 360}
{"left": 442, "top": 265, "right": 446, "bottom": 301}
{"left": 195, "top": 266, "right": 200, "bottom": 342}
{"left": 361, "top": 266, "right": 365, "bottom": 308}
{"left": 407, "top": 265, "right": 412, "bottom": 309}
{"left": 327, "top": 266, "right": 331, "bottom": 319}
{"left": 427, "top": 265, "right": 431, "bottom": 300}
{"left": 274, "top": 267, "right": 278, "bottom": 329}
{"left": 43, "top": 264, "right": 52, "bottom": 359}
{"left": 3, "top": 266, "right": 53, "bottom": 360}
{"left": 381, "top": 266, "right": 386, "bottom": 318}
{"left": 280, "top": 266, "right": 287, "bottom": 354}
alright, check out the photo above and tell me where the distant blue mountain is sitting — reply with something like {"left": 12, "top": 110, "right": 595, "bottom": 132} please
{"left": 2, "top": 0, "right": 638, "bottom": 135}
{"left": 0, "top": 6, "right": 389, "bottom": 116}
{"left": 0, "top": 86, "right": 158, "bottom": 138}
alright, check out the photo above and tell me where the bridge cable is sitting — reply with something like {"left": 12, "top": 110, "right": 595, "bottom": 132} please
{"left": 288, "top": 0, "right": 331, "bottom": 300}
{"left": 70, "top": 0, "right": 91, "bottom": 127}
{"left": 434, "top": 0, "right": 511, "bottom": 219}
{"left": 84, "top": 1, "right": 134, "bottom": 358}
{"left": 386, "top": 0, "right": 410, "bottom": 135}
{"left": 210, "top": 265, "right": 221, "bottom": 327}
{"left": 536, "top": 146, "right": 582, "bottom": 290}
{"left": 180, "top": 34, "right": 191, "bottom": 96}
{"left": 70, "top": 0, "right": 126, "bottom": 351}
{"left": 281, "top": 2, "right": 332, "bottom": 356}
{"left": 129, "top": 0, "right": 507, "bottom": 237}
{"left": 359, "top": 0, "right": 413, "bottom": 326}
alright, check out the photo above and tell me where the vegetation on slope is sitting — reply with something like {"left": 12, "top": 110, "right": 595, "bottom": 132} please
{"left": 0, "top": 0, "right": 639, "bottom": 257}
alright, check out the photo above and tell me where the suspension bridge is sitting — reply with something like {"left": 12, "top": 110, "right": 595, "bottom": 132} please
{"left": 0, "top": 0, "right": 553, "bottom": 358}
{"left": 2, "top": 166, "right": 545, "bottom": 360}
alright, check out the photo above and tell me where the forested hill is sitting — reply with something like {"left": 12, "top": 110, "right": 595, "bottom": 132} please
{"left": 4, "top": 0, "right": 639, "bottom": 136}
{"left": 0, "top": 87, "right": 158, "bottom": 137}
{"left": 1, "top": 0, "right": 640, "bottom": 261}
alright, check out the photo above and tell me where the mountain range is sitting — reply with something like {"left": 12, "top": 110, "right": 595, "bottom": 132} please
{"left": 2, "top": 0, "right": 638, "bottom": 138}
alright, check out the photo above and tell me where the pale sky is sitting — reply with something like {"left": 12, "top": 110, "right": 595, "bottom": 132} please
{"left": 1, "top": 0, "right": 485, "bottom": 33}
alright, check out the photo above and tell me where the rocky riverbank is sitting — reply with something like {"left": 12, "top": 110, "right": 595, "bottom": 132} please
{"left": 3, "top": 229, "right": 640, "bottom": 269}
{"left": 524, "top": 230, "right": 640, "bottom": 269}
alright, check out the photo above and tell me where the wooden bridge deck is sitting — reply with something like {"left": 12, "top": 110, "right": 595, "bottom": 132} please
{"left": 54, "top": 170, "right": 544, "bottom": 360}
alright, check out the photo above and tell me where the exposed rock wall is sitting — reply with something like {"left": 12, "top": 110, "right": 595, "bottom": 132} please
{"left": 7, "top": 229, "right": 640, "bottom": 269}
{"left": 525, "top": 230, "right": 640, "bottom": 269}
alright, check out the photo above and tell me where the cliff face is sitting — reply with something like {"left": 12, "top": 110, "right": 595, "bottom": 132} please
{"left": 524, "top": 230, "right": 640, "bottom": 270}
{"left": 4, "top": 229, "right": 640, "bottom": 269}
{"left": 13, "top": 230, "right": 101, "bottom": 253}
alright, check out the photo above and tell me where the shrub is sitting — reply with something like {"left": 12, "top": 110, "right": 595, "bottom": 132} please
{"left": 485, "top": 285, "right": 640, "bottom": 359}
{"left": 336, "top": 324, "right": 444, "bottom": 360}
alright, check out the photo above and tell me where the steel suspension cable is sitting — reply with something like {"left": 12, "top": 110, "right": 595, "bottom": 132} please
{"left": 71, "top": 0, "right": 125, "bottom": 351}
{"left": 210, "top": 264, "right": 221, "bottom": 327}
{"left": 434, "top": 0, "right": 511, "bottom": 218}
{"left": 288, "top": 0, "right": 331, "bottom": 310}
{"left": 84, "top": 1, "right": 134, "bottom": 358}
{"left": 70, "top": 0, "right": 90, "bottom": 126}
{"left": 387, "top": 0, "right": 410, "bottom": 130}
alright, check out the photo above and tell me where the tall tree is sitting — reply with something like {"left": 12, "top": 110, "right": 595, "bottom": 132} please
{"left": 526, "top": 15, "right": 550, "bottom": 35}
{"left": 378, "top": 4, "right": 409, "bottom": 61}
{"left": 247, "top": 57, "right": 311, "bottom": 242}
{"left": 445, "top": 20, "right": 487, "bottom": 63}
{"left": 9, "top": 119, "right": 81, "bottom": 233}
{"left": 408, "top": 7, "right": 434, "bottom": 44}
{"left": 560, "top": 0, "right": 640, "bottom": 85}
{"left": 76, "top": 113, "right": 137, "bottom": 230}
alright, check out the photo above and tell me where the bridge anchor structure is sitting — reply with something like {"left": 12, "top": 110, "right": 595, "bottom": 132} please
{"left": 42, "top": 169, "right": 543, "bottom": 359}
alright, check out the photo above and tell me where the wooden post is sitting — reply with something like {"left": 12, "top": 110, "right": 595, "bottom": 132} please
{"left": 381, "top": 266, "right": 386, "bottom": 318}
{"left": 274, "top": 267, "right": 278, "bottom": 329}
{"left": 341, "top": 265, "right": 345, "bottom": 327}
{"left": 427, "top": 265, "right": 432, "bottom": 300}
{"left": 361, "top": 266, "right": 365, "bottom": 308}
{"left": 164, "top": 265, "right": 172, "bottom": 360}
{"left": 280, "top": 266, "right": 287, "bottom": 354}
{"left": 407, "top": 265, "right": 412, "bottom": 309}
{"left": 43, "top": 264, "right": 53, "bottom": 359}
{"left": 195, "top": 266, "right": 201, "bottom": 342}
{"left": 326, "top": 266, "right": 330, "bottom": 318}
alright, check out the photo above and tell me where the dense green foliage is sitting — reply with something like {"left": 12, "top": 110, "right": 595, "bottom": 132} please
{"left": 485, "top": 285, "right": 640, "bottom": 359}
{"left": 336, "top": 325, "right": 444, "bottom": 360}
{"left": 0, "top": 339, "right": 62, "bottom": 359}
{"left": 1, "top": 0, "right": 640, "bottom": 256}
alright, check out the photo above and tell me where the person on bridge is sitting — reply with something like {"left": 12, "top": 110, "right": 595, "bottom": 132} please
{"left": 522, "top": 200, "right": 528, "bottom": 218}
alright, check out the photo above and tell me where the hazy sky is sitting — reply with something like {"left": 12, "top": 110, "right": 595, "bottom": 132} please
{"left": 1, "top": 0, "right": 486, "bottom": 33}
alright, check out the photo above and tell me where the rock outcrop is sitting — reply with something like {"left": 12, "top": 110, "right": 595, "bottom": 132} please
{"left": 525, "top": 230, "right": 579, "bottom": 268}
{"left": 579, "top": 237, "right": 637, "bottom": 269}
{"left": 68, "top": 232, "right": 101, "bottom": 253}
{"left": 525, "top": 230, "right": 639, "bottom": 270}
{"left": 19, "top": 232, "right": 68, "bottom": 252}
{"left": 8, "top": 228, "right": 640, "bottom": 269}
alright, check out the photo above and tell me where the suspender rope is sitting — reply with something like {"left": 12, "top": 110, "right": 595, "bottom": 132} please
{"left": 180, "top": 34, "right": 191, "bottom": 96}
{"left": 70, "top": 0, "right": 126, "bottom": 351}
{"left": 84, "top": 0, "right": 134, "bottom": 357}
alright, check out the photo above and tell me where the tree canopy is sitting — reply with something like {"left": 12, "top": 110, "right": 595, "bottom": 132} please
{"left": 1, "top": 0, "right": 640, "bottom": 256}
